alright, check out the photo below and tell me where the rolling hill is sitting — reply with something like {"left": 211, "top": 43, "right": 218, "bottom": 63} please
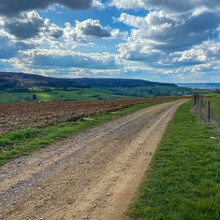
{"left": 0, "top": 71, "right": 176, "bottom": 89}
{"left": 0, "top": 72, "right": 195, "bottom": 103}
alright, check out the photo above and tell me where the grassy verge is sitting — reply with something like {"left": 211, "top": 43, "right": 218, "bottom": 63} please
{"left": 128, "top": 101, "right": 220, "bottom": 220}
{"left": 208, "top": 96, "right": 220, "bottom": 122}
{"left": 0, "top": 99, "right": 180, "bottom": 166}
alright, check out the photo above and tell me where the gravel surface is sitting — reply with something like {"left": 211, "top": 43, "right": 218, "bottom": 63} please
{"left": 0, "top": 99, "right": 188, "bottom": 220}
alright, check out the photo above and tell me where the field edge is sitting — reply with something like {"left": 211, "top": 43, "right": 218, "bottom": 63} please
{"left": 0, "top": 99, "right": 183, "bottom": 166}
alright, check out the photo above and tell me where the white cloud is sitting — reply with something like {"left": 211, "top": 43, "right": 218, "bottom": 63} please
{"left": 171, "top": 40, "right": 220, "bottom": 64}
{"left": 110, "top": 29, "right": 128, "bottom": 40}
{"left": 92, "top": 0, "right": 106, "bottom": 10}
{"left": 0, "top": 1, "right": 219, "bottom": 83}
{"left": 3, "top": 11, "right": 44, "bottom": 39}
{"left": 18, "top": 49, "right": 121, "bottom": 70}
{"left": 63, "top": 22, "right": 88, "bottom": 46}
{"left": 110, "top": 1, "right": 220, "bottom": 82}
{"left": 0, "top": 11, "right": 127, "bottom": 63}
{"left": 117, "top": 13, "right": 148, "bottom": 29}
{"left": 116, "top": 9, "right": 220, "bottom": 67}
{"left": 110, "top": 0, "right": 220, "bottom": 13}
{"left": 75, "top": 19, "right": 111, "bottom": 38}
{"left": 0, "top": 11, "right": 64, "bottom": 40}
{"left": 62, "top": 19, "right": 127, "bottom": 45}
{"left": 44, "top": 19, "right": 63, "bottom": 39}
{"left": 0, "top": 0, "right": 93, "bottom": 16}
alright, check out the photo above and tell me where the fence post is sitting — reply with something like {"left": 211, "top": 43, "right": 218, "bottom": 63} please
{"left": 208, "top": 101, "right": 211, "bottom": 121}
{"left": 194, "top": 95, "right": 196, "bottom": 106}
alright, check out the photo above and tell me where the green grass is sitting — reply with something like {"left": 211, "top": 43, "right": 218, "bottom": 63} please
{"left": 106, "top": 86, "right": 195, "bottom": 97}
{"left": 0, "top": 85, "right": 197, "bottom": 103}
{"left": 208, "top": 96, "right": 220, "bottom": 122}
{"left": 0, "top": 99, "right": 178, "bottom": 166}
{"left": 128, "top": 101, "right": 220, "bottom": 220}
{"left": 0, "top": 88, "right": 134, "bottom": 103}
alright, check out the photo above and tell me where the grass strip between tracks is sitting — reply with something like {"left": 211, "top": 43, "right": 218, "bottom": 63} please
{"left": 0, "top": 99, "right": 180, "bottom": 166}
{"left": 128, "top": 100, "right": 220, "bottom": 220}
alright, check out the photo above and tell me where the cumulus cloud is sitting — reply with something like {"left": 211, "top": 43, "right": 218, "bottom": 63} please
{"left": 0, "top": 12, "right": 126, "bottom": 62}
{"left": 62, "top": 19, "right": 127, "bottom": 42}
{"left": 3, "top": 11, "right": 44, "bottom": 39}
{"left": 63, "top": 22, "right": 88, "bottom": 46}
{"left": 92, "top": 0, "right": 106, "bottom": 10}
{"left": 0, "top": 0, "right": 92, "bottom": 16}
{"left": 0, "top": 11, "right": 66, "bottom": 58}
{"left": 44, "top": 19, "right": 63, "bottom": 39}
{"left": 74, "top": 19, "right": 128, "bottom": 40}
{"left": 1, "top": 0, "right": 219, "bottom": 82}
{"left": 110, "top": 0, "right": 220, "bottom": 13}
{"left": 171, "top": 40, "right": 220, "bottom": 65}
{"left": 0, "top": 11, "right": 65, "bottom": 40}
{"left": 111, "top": 29, "right": 128, "bottom": 40}
{"left": 110, "top": 0, "right": 220, "bottom": 81}
{"left": 75, "top": 19, "right": 111, "bottom": 38}
{"left": 116, "top": 9, "right": 220, "bottom": 67}
{"left": 19, "top": 49, "right": 120, "bottom": 70}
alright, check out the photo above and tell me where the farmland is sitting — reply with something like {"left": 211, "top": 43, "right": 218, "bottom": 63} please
{"left": 0, "top": 96, "right": 184, "bottom": 135}
{"left": 0, "top": 86, "right": 195, "bottom": 103}
{"left": 0, "top": 72, "right": 199, "bottom": 103}
{"left": 0, "top": 88, "right": 134, "bottom": 103}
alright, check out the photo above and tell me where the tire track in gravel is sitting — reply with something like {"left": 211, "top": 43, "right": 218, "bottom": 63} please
{"left": 0, "top": 99, "right": 188, "bottom": 220}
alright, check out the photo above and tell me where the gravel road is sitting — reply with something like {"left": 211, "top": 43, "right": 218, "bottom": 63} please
{"left": 0, "top": 99, "right": 188, "bottom": 220}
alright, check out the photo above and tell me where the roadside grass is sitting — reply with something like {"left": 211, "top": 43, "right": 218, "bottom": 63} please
{"left": 0, "top": 99, "right": 180, "bottom": 166}
{"left": 208, "top": 96, "right": 220, "bottom": 122}
{"left": 128, "top": 101, "right": 220, "bottom": 220}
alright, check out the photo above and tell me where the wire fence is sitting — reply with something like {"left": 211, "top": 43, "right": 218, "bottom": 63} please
{"left": 193, "top": 94, "right": 211, "bottom": 121}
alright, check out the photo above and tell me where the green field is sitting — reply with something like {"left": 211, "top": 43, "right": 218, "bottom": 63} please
{"left": 0, "top": 72, "right": 213, "bottom": 103}
{"left": 0, "top": 88, "right": 133, "bottom": 103}
{"left": 128, "top": 100, "right": 220, "bottom": 219}
{"left": 0, "top": 85, "right": 202, "bottom": 103}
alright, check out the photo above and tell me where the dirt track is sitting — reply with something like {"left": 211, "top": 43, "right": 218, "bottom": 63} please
{"left": 0, "top": 99, "right": 187, "bottom": 220}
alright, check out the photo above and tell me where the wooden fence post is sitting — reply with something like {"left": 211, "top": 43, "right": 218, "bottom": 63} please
{"left": 194, "top": 95, "right": 196, "bottom": 106}
{"left": 208, "top": 101, "right": 211, "bottom": 121}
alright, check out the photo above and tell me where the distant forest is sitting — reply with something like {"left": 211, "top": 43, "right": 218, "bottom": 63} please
{"left": 0, "top": 72, "right": 176, "bottom": 91}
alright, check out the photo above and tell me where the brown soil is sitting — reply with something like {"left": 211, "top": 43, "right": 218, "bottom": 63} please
{"left": 0, "top": 96, "right": 185, "bottom": 135}
{"left": 0, "top": 99, "right": 188, "bottom": 220}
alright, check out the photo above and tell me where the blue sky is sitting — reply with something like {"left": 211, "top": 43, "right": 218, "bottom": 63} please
{"left": 0, "top": 0, "right": 220, "bottom": 83}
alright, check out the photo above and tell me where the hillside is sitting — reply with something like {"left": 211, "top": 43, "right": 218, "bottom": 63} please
{"left": 0, "top": 72, "right": 176, "bottom": 90}
{"left": 0, "top": 72, "right": 193, "bottom": 103}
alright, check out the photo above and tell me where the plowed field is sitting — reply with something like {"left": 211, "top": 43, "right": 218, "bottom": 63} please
{"left": 0, "top": 96, "right": 184, "bottom": 135}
